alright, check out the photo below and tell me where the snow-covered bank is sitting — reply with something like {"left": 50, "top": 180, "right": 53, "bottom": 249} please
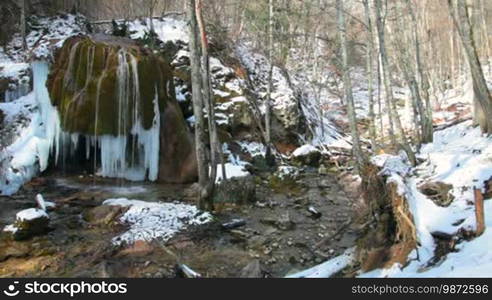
{"left": 103, "top": 198, "right": 213, "bottom": 246}
{"left": 362, "top": 121, "right": 492, "bottom": 277}
{"left": 288, "top": 120, "right": 492, "bottom": 278}
{"left": 0, "top": 62, "right": 61, "bottom": 196}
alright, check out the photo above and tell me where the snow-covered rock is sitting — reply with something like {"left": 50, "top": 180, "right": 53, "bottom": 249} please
{"left": 291, "top": 144, "right": 321, "bottom": 167}
{"left": 2, "top": 208, "right": 50, "bottom": 241}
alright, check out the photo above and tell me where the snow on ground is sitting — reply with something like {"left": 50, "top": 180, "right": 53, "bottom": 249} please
{"left": 103, "top": 198, "right": 212, "bottom": 246}
{"left": 286, "top": 248, "right": 355, "bottom": 278}
{"left": 127, "top": 17, "right": 189, "bottom": 44}
{"left": 360, "top": 120, "right": 492, "bottom": 277}
{"left": 2, "top": 14, "right": 85, "bottom": 63}
{"left": 292, "top": 120, "right": 492, "bottom": 278}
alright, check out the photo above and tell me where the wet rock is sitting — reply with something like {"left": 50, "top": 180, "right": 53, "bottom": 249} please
{"left": 176, "top": 264, "right": 202, "bottom": 278}
{"left": 229, "top": 229, "right": 251, "bottom": 243}
{"left": 419, "top": 182, "right": 454, "bottom": 207}
{"left": 214, "top": 177, "right": 256, "bottom": 204}
{"left": 261, "top": 213, "right": 295, "bottom": 231}
{"left": 0, "top": 239, "right": 31, "bottom": 262}
{"left": 307, "top": 206, "right": 322, "bottom": 219}
{"left": 83, "top": 205, "right": 127, "bottom": 226}
{"left": 318, "top": 164, "right": 329, "bottom": 175}
{"left": 292, "top": 145, "right": 321, "bottom": 167}
{"left": 47, "top": 35, "right": 197, "bottom": 184}
{"left": 222, "top": 219, "right": 246, "bottom": 230}
{"left": 239, "top": 259, "right": 266, "bottom": 278}
{"left": 3, "top": 208, "right": 50, "bottom": 241}
{"left": 248, "top": 235, "right": 269, "bottom": 251}
{"left": 117, "top": 240, "right": 155, "bottom": 257}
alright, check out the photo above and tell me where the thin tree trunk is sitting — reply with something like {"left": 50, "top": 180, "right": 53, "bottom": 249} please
{"left": 374, "top": 0, "right": 416, "bottom": 165}
{"left": 20, "top": 0, "right": 27, "bottom": 51}
{"left": 195, "top": 0, "right": 220, "bottom": 208}
{"left": 265, "top": 0, "right": 275, "bottom": 165}
{"left": 405, "top": 0, "right": 433, "bottom": 144}
{"left": 337, "top": 0, "right": 366, "bottom": 172}
{"left": 362, "top": 0, "right": 377, "bottom": 149}
{"left": 188, "top": 0, "right": 210, "bottom": 210}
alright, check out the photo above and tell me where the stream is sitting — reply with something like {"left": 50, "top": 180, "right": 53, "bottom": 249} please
{"left": 0, "top": 168, "right": 358, "bottom": 278}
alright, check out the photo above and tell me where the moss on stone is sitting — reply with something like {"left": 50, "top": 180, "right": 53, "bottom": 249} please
{"left": 48, "top": 36, "right": 177, "bottom": 136}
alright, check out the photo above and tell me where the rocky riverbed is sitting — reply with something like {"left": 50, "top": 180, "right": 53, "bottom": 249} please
{"left": 0, "top": 167, "right": 359, "bottom": 278}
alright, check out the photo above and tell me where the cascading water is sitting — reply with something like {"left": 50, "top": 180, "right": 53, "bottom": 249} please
{"left": 55, "top": 47, "right": 162, "bottom": 181}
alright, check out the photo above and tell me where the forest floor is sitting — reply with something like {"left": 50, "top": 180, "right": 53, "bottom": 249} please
{"left": 0, "top": 167, "right": 359, "bottom": 278}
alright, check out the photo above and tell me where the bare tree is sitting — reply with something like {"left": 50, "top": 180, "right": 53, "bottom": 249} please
{"left": 264, "top": 0, "right": 275, "bottom": 166}
{"left": 337, "top": 0, "right": 366, "bottom": 172}
{"left": 448, "top": 0, "right": 492, "bottom": 134}
{"left": 188, "top": 0, "right": 211, "bottom": 210}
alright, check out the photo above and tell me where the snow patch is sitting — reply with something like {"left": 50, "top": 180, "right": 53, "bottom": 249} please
{"left": 103, "top": 198, "right": 212, "bottom": 245}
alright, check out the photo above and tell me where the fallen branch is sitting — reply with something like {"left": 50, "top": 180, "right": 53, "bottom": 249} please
{"left": 433, "top": 117, "right": 472, "bottom": 132}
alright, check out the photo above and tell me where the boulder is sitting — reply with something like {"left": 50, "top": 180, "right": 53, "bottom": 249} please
{"left": 292, "top": 145, "right": 321, "bottom": 167}
{"left": 47, "top": 35, "right": 197, "bottom": 183}
{"left": 214, "top": 176, "right": 256, "bottom": 205}
{"left": 83, "top": 205, "right": 127, "bottom": 226}
{"left": 3, "top": 208, "right": 50, "bottom": 241}
{"left": 418, "top": 182, "right": 454, "bottom": 207}
{"left": 239, "top": 259, "right": 265, "bottom": 278}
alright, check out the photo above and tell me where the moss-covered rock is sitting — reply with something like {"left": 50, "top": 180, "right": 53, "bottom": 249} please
{"left": 48, "top": 35, "right": 172, "bottom": 135}
{"left": 47, "top": 35, "right": 197, "bottom": 183}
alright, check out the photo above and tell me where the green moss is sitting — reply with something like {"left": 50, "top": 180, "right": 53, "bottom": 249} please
{"left": 48, "top": 36, "right": 177, "bottom": 136}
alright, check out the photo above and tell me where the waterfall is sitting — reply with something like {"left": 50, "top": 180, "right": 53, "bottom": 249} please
{"left": 54, "top": 48, "right": 162, "bottom": 182}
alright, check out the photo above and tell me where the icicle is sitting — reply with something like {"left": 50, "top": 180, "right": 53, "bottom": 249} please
{"left": 32, "top": 61, "right": 62, "bottom": 171}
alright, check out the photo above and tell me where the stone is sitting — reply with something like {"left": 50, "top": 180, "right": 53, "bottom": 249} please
{"left": 292, "top": 145, "right": 322, "bottom": 167}
{"left": 3, "top": 208, "right": 50, "bottom": 241}
{"left": 214, "top": 176, "right": 256, "bottom": 205}
{"left": 222, "top": 219, "right": 246, "bottom": 230}
{"left": 83, "top": 205, "right": 127, "bottom": 226}
{"left": 419, "top": 182, "right": 454, "bottom": 207}
{"left": 47, "top": 35, "right": 197, "bottom": 183}
{"left": 0, "top": 239, "right": 31, "bottom": 262}
{"left": 239, "top": 259, "right": 264, "bottom": 278}
{"left": 117, "top": 240, "right": 154, "bottom": 257}
{"left": 318, "top": 164, "right": 329, "bottom": 175}
{"left": 261, "top": 213, "right": 295, "bottom": 231}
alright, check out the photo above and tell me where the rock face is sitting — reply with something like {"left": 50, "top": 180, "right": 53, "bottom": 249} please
{"left": 47, "top": 35, "right": 197, "bottom": 183}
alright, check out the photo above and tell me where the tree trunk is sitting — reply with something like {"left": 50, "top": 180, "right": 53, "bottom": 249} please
{"left": 448, "top": 0, "right": 492, "bottom": 134}
{"left": 195, "top": 0, "right": 224, "bottom": 206}
{"left": 374, "top": 0, "right": 416, "bottom": 165}
{"left": 20, "top": 0, "right": 27, "bottom": 50}
{"left": 188, "top": 0, "right": 211, "bottom": 210}
{"left": 405, "top": 0, "right": 433, "bottom": 144}
{"left": 337, "top": 0, "right": 366, "bottom": 172}
{"left": 265, "top": 0, "right": 275, "bottom": 166}
{"left": 362, "top": 0, "right": 377, "bottom": 149}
